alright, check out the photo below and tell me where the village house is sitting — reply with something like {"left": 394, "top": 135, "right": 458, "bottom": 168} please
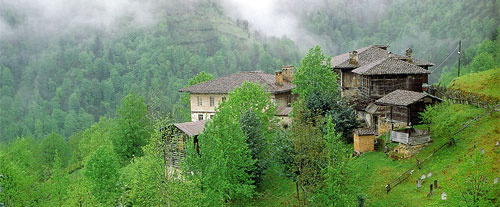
{"left": 330, "top": 45, "right": 440, "bottom": 153}
{"left": 165, "top": 66, "right": 297, "bottom": 166}
{"left": 179, "top": 66, "right": 296, "bottom": 123}
{"left": 331, "top": 45, "right": 434, "bottom": 99}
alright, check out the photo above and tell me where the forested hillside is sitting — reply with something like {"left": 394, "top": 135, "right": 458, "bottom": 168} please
{"left": 0, "top": 0, "right": 499, "bottom": 206}
{"left": 0, "top": 0, "right": 300, "bottom": 142}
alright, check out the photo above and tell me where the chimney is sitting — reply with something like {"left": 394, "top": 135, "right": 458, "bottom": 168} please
{"left": 275, "top": 71, "right": 283, "bottom": 86}
{"left": 282, "top": 65, "right": 294, "bottom": 82}
{"left": 349, "top": 51, "right": 358, "bottom": 66}
{"left": 406, "top": 48, "right": 413, "bottom": 63}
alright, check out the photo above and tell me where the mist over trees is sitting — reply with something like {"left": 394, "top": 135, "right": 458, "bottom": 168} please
{"left": 0, "top": 0, "right": 499, "bottom": 206}
{"left": 0, "top": 0, "right": 300, "bottom": 142}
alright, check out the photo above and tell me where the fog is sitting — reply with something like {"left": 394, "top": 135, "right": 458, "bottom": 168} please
{"left": 221, "top": 0, "right": 392, "bottom": 52}
{"left": 0, "top": 0, "right": 163, "bottom": 40}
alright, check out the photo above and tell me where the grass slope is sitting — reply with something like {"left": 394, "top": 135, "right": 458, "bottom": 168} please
{"left": 354, "top": 104, "right": 499, "bottom": 206}
{"left": 449, "top": 68, "right": 500, "bottom": 100}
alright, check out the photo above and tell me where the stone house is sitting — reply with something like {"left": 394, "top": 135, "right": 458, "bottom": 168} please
{"left": 179, "top": 66, "right": 297, "bottom": 122}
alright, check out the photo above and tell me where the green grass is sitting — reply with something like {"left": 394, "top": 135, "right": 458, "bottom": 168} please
{"left": 450, "top": 67, "right": 500, "bottom": 100}
{"left": 242, "top": 104, "right": 499, "bottom": 206}
{"left": 233, "top": 165, "right": 298, "bottom": 207}
{"left": 352, "top": 104, "right": 500, "bottom": 206}
{"left": 251, "top": 166, "right": 299, "bottom": 207}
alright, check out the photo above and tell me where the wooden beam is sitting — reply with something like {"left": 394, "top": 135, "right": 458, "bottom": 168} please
{"left": 390, "top": 106, "right": 394, "bottom": 131}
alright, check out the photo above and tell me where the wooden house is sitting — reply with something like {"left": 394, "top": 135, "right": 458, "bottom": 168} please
{"left": 331, "top": 45, "right": 434, "bottom": 99}
{"left": 352, "top": 57, "right": 431, "bottom": 101}
{"left": 375, "top": 90, "right": 441, "bottom": 145}
{"left": 162, "top": 120, "right": 206, "bottom": 167}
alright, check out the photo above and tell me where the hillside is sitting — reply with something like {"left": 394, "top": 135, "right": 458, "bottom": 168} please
{"left": 0, "top": 1, "right": 301, "bottom": 142}
{"left": 352, "top": 104, "right": 499, "bottom": 206}
{"left": 449, "top": 67, "right": 500, "bottom": 101}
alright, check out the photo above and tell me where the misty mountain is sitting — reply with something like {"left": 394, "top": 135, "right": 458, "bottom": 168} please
{"left": 0, "top": 0, "right": 300, "bottom": 142}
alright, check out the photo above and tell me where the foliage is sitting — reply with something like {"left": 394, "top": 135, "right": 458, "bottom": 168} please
{"left": 40, "top": 132, "right": 71, "bottom": 167}
{"left": 311, "top": 119, "right": 357, "bottom": 206}
{"left": 120, "top": 116, "right": 204, "bottom": 206}
{"left": 0, "top": 2, "right": 300, "bottom": 143}
{"left": 304, "top": 90, "right": 358, "bottom": 142}
{"left": 63, "top": 176, "right": 99, "bottom": 206}
{"left": 76, "top": 118, "right": 115, "bottom": 161}
{"left": 41, "top": 155, "right": 70, "bottom": 207}
{"left": 0, "top": 150, "right": 42, "bottom": 206}
{"left": 185, "top": 82, "right": 275, "bottom": 205}
{"left": 84, "top": 146, "right": 121, "bottom": 205}
{"left": 292, "top": 45, "right": 338, "bottom": 99}
{"left": 240, "top": 110, "right": 266, "bottom": 185}
{"left": 324, "top": 100, "right": 358, "bottom": 143}
{"left": 289, "top": 111, "right": 327, "bottom": 204}
{"left": 185, "top": 109, "right": 255, "bottom": 206}
{"left": 448, "top": 149, "right": 497, "bottom": 206}
{"left": 440, "top": 31, "right": 500, "bottom": 85}
{"left": 112, "top": 92, "right": 151, "bottom": 163}
{"left": 271, "top": 129, "right": 296, "bottom": 180}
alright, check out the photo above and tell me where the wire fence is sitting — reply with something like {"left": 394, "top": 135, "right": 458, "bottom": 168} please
{"left": 384, "top": 107, "right": 496, "bottom": 193}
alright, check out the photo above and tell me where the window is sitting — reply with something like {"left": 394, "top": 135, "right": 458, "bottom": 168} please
{"left": 210, "top": 114, "right": 214, "bottom": 119}
{"left": 197, "top": 96, "right": 202, "bottom": 106}
{"left": 198, "top": 114, "right": 204, "bottom": 121}
{"left": 210, "top": 96, "right": 214, "bottom": 107}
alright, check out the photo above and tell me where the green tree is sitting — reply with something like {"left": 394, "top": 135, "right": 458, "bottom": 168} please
{"left": 469, "top": 52, "right": 495, "bottom": 73}
{"left": 84, "top": 146, "right": 120, "bottom": 205}
{"left": 40, "top": 132, "right": 71, "bottom": 167}
{"left": 185, "top": 82, "right": 275, "bottom": 205}
{"left": 290, "top": 112, "right": 326, "bottom": 205}
{"left": 239, "top": 110, "right": 266, "bottom": 185}
{"left": 312, "top": 119, "right": 357, "bottom": 206}
{"left": 292, "top": 45, "right": 338, "bottom": 99}
{"left": 449, "top": 149, "right": 498, "bottom": 206}
{"left": 0, "top": 150, "right": 41, "bottom": 206}
{"left": 112, "top": 92, "right": 151, "bottom": 163}
{"left": 120, "top": 117, "right": 204, "bottom": 206}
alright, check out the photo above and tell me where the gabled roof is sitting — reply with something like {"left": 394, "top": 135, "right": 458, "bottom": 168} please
{"left": 173, "top": 120, "right": 206, "bottom": 136}
{"left": 179, "top": 71, "right": 295, "bottom": 94}
{"left": 375, "top": 90, "right": 441, "bottom": 106}
{"left": 366, "top": 102, "right": 387, "bottom": 115}
{"left": 330, "top": 45, "right": 434, "bottom": 69}
{"left": 352, "top": 57, "right": 431, "bottom": 75}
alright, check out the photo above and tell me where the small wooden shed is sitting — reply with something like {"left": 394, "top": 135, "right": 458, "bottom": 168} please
{"left": 354, "top": 128, "right": 377, "bottom": 153}
{"left": 375, "top": 90, "right": 441, "bottom": 145}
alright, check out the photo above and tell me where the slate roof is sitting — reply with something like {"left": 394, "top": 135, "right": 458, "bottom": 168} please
{"left": 330, "top": 45, "right": 434, "bottom": 69}
{"left": 179, "top": 71, "right": 295, "bottom": 94}
{"left": 355, "top": 128, "right": 377, "bottom": 135}
{"left": 365, "top": 102, "right": 387, "bottom": 115}
{"left": 375, "top": 90, "right": 440, "bottom": 106}
{"left": 173, "top": 120, "right": 206, "bottom": 137}
{"left": 352, "top": 57, "right": 431, "bottom": 75}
